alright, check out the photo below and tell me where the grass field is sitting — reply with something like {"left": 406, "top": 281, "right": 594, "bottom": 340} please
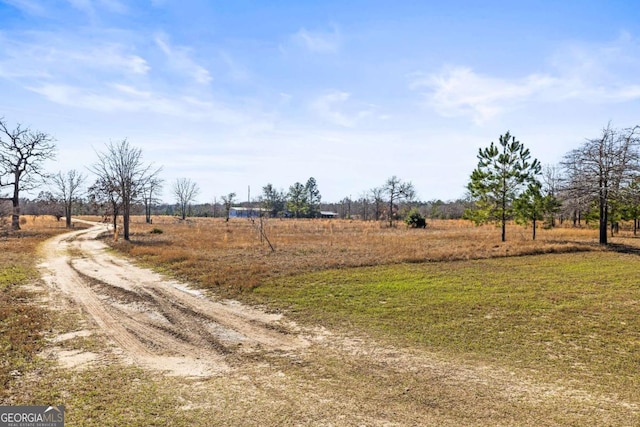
{"left": 108, "top": 217, "right": 601, "bottom": 297}
{"left": 255, "top": 252, "right": 640, "bottom": 400}
{"left": 3, "top": 215, "right": 640, "bottom": 425}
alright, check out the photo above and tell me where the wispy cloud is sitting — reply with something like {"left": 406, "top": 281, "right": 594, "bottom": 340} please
{"left": 154, "top": 33, "right": 212, "bottom": 85}
{"left": 414, "top": 35, "right": 640, "bottom": 125}
{"left": 0, "top": 25, "right": 259, "bottom": 130}
{"left": 292, "top": 25, "right": 341, "bottom": 54}
{"left": 310, "top": 90, "right": 376, "bottom": 127}
{"left": 0, "top": 31, "right": 149, "bottom": 81}
{"left": 411, "top": 67, "right": 557, "bottom": 124}
{"left": 28, "top": 82, "right": 247, "bottom": 124}
{"left": 311, "top": 91, "right": 353, "bottom": 126}
{"left": 550, "top": 32, "right": 640, "bottom": 82}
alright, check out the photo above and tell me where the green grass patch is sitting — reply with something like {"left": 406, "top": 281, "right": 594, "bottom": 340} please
{"left": 0, "top": 266, "right": 29, "bottom": 290}
{"left": 254, "top": 251, "right": 640, "bottom": 398}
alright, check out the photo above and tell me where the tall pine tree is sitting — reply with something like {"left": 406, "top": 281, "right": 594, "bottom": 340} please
{"left": 466, "top": 131, "right": 541, "bottom": 242}
{"left": 305, "top": 177, "right": 321, "bottom": 218}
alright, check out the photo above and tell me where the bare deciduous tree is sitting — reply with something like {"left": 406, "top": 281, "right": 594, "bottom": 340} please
{"left": 383, "top": 176, "right": 415, "bottom": 227}
{"left": 88, "top": 176, "right": 121, "bottom": 233}
{"left": 558, "top": 157, "right": 588, "bottom": 227}
{"left": 541, "top": 164, "right": 562, "bottom": 227}
{"left": 90, "top": 140, "right": 161, "bottom": 241}
{"left": 562, "top": 124, "right": 640, "bottom": 245}
{"left": 370, "top": 187, "right": 384, "bottom": 221}
{"left": 0, "top": 118, "right": 56, "bottom": 230}
{"left": 141, "top": 175, "right": 163, "bottom": 224}
{"left": 51, "top": 169, "right": 86, "bottom": 228}
{"left": 357, "top": 192, "right": 370, "bottom": 220}
{"left": 32, "top": 190, "right": 63, "bottom": 219}
{"left": 173, "top": 177, "right": 199, "bottom": 220}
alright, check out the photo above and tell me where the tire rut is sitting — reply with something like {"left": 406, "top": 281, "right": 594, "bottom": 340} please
{"left": 38, "top": 222, "right": 308, "bottom": 377}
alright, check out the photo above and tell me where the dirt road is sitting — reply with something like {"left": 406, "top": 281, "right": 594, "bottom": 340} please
{"left": 38, "top": 221, "right": 307, "bottom": 377}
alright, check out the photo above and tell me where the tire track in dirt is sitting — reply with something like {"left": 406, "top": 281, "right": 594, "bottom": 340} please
{"left": 37, "top": 221, "right": 308, "bottom": 377}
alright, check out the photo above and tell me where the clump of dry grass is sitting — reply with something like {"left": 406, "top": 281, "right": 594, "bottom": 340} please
{"left": 108, "top": 216, "right": 604, "bottom": 298}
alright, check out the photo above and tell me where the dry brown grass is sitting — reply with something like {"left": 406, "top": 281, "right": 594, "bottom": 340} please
{"left": 106, "top": 216, "right": 604, "bottom": 297}
{"left": 0, "top": 215, "right": 76, "bottom": 401}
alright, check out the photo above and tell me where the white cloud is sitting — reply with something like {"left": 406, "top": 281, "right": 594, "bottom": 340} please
{"left": 111, "top": 83, "right": 152, "bottom": 98}
{"left": 154, "top": 34, "right": 212, "bottom": 85}
{"left": 309, "top": 90, "right": 380, "bottom": 128}
{"left": 409, "top": 33, "right": 640, "bottom": 125}
{"left": 61, "top": 44, "right": 151, "bottom": 76}
{"left": 411, "top": 67, "right": 558, "bottom": 124}
{"left": 124, "top": 54, "right": 150, "bottom": 75}
{"left": 28, "top": 82, "right": 247, "bottom": 125}
{"left": 415, "top": 34, "right": 640, "bottom": 125}
{"left": 550, "top": 32, "right": 640, "bottom": 81}
{"left": 0, "top": 32, "right": 149, "bottom": 80}
{"left": 310, "top": 91, "right": 377, "bottom": 127}
{"left": 292, "top": 26, "right": 341, "bottom": 54}
{"left": 311, "top": 91, "right": 353, "bottom": 126}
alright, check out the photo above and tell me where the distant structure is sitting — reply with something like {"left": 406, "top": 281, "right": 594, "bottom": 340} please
{"left": 229, "top": 207, "right": 269, "bottom": 218}
{"left": 320, "top": 211, "right": 339, "bottom": 219}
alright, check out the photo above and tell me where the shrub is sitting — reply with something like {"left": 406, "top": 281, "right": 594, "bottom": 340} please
{"left": 150, "top": 228, "right": 164, "bottom": 234}
{"left": 405, "top": 208, "right": 426, "bottom": 229}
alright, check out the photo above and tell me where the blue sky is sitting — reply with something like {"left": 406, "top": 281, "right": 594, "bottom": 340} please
{"left": 1, "top": 1, "right": 640, "bottom": 203}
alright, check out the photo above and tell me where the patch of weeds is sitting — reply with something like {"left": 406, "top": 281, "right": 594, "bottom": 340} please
{"left": 24, "top": 365, "right": 198, "bottom": 427}
{"left": 0, "top": 284, "right": 52, "bottom": 401}
{"left": 57, "top": 335, "right": 103, "bottom": 353}
{"left": 0, "top": 266, "right": 29, "bottom": 290}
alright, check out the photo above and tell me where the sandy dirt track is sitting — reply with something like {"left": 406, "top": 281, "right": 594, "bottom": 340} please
{"left": 37, "top": 221, "right": 308, "bottom": 377}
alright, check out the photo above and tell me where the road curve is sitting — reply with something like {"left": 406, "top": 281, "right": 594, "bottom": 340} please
{"left": 37, "top": 221, "right": 307, "bottom": 377}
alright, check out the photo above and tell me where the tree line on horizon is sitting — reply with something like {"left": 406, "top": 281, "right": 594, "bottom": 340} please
{"left": 1, "top": 115, "right": 639, "bottom": 244}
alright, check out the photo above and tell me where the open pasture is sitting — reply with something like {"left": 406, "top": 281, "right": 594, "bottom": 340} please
{"left": 110, "top": 217, "right": 603, "bottom": 296}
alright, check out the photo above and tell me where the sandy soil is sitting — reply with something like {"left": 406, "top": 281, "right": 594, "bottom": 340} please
{"left": 37, "top": 221, "right": 308, "bottom": 377}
